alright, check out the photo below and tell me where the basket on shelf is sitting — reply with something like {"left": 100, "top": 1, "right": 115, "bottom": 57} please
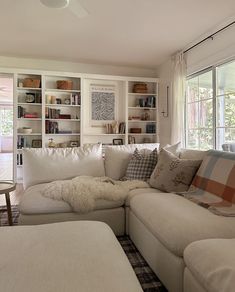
{"left": 56, "top": 80, "right": 73, "bottom": 90}
{"left": 23, "top": 78, "right": 41, "bottom": 88}
{"left": 130, "top": 128, "right": 142, "bottom": 133}
{"left": 133, "top": 83, "right": 148, "bottom": 93}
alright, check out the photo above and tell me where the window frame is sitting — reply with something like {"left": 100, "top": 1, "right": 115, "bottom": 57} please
{"left": 185, "top": 58, "right": 235, "bottom": 150}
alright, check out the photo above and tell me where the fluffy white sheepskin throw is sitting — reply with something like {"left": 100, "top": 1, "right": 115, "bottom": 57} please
{"left": 42, "top": 176, "right": 149, "bottom": 213}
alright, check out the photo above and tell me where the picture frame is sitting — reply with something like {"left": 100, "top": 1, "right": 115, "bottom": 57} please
{"left": 32, "top": 139, "right": 42, "bottom": 148}
{"left": 70, "top": 141, "right": 79, "bottom": 147}
{"left": 128, "top": 136, "right": 136, "bottom": 144}
{"left": 113, "top": 139, "right": 123, "bottom": 145}
{"left": 90, "top": 84, "right": 117, "bottom": 126}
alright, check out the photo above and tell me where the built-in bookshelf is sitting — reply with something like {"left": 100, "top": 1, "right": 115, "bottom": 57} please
{"left": 126, "top": 80, "right": 158, "bottom": 144}
{"left": 14, "top": 72, "right": 159, "bottom": 182}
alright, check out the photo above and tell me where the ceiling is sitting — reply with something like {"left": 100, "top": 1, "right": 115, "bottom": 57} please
{"left": 0, "top": 0, "right": 235, "bottom": 69}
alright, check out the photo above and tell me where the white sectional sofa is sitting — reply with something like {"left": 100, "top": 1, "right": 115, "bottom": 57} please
{"left": 18, "top": 143, "right": 235, "bottom": 292}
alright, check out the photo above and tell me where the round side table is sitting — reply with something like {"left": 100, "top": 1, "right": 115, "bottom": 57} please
{"left": 0, "top": 181, "right": 16, "bottom": 226}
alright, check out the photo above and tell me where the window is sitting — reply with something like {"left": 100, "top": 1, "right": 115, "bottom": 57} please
{"left": 0, "top": 107, "right": 13, "bottom": 136}
{"left": 185, "top": 60, "right": 235, "bottom": 150}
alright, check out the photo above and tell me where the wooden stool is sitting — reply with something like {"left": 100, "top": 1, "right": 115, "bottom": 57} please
{"left": 0, "top": 181, "right": 16, "bottom": 226}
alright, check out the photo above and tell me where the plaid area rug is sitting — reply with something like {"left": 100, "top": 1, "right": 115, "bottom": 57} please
{"left": 118, "top": 236, "right": 167, "bottom": 292}
{"left": 0, "top": 205, "right": 167, "bottom": 292}
{"left": 0, "top": 205, "right": 19, "bottom": 226}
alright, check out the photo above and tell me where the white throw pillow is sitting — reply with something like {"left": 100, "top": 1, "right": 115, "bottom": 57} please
{"left": 149, "top": 148, "right": 202, "bottom": 193}
{"left": 164, "top": 142, "right": 181, "bottom": 156}
{"left": 104, "top": 143, "right": 160, "bottom": 180}
{"left": 179, "top": 148, "right": 207, "bottom": 160}
{"left": 23, "top": 144, "right": 105, "bottom": 189}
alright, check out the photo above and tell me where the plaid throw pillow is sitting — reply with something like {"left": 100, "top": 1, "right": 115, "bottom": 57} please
{"left": 124, "top": 148, "right": 158, "bottom": 181}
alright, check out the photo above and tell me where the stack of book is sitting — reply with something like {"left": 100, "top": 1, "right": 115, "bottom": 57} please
{"left": 45, "top": 121, "right": 59, "bottom": 134}
{"left": 146, "top": 123, "right": 156, "bottom": 133}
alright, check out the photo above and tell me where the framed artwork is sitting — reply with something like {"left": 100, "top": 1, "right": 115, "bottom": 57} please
{"left": 32, "top": 139, "right": 42, "bottom": 148}
{"left": 70, "top": 141, "right": 79, "bottom": 147}
{"left": 113, "top": 139, "right": 123, "bottom": 145}
{"left": 90, "top": 84, "right": 116, "bottom": 126}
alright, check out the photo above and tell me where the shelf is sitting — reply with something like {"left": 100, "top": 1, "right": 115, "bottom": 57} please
{"left": 128, "top": 133, "right": 157, "bottom": 136}
{"left": 128, "top": 93, "right": 157, "bottom": 96}
{"left": 84, "top": 134, "right": 125, "bottom": 136}
{"left": 45, "top": 104, "right": 80, "bottom": 107}
{"left": 18, "top": 103, "right": 42, "bottom": 106}
{"left": 128, "top": 107, "right": 156, "bottom": 110}
{"left": 17, "top": 87, "right": 41, "bottom": 91}
{"left": 45, "top": 133, "right": 80, "bottom": 136}
{"left": 17, "top": 118, "right": 42, "bottom": 121}
{"left": 45, "top": 89, "right": 80, "bottom": 93}
{"left": 128, "top": 120, "right": 156, "bottom": 123}
{"left": 45, "top": 119, "right": 80, "bottom": 122}
{"left": 17, "top": 133, "right": 42, "bottom": 136}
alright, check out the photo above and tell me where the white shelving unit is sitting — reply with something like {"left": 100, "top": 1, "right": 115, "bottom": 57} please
{"left": 15, "top": 73, "right": 81, "bottom": 182}
{"left": 126, "top": 79, "right": 158, "bottom": 144}
{"left": 13, "top": 71, "right": 159, "bottom": 182}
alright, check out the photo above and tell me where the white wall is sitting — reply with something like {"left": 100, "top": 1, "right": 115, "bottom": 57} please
{"left": 157, "top": 23, "right": 235, "bottom": 147}
{"left": 186, "top": 24, "right": 235, "bottom": 75}
{"left": 0, "top": 56, "right": 156, "bottom": 77}
{"left": 156, "top": 60, "right": 172, "bottom": 146}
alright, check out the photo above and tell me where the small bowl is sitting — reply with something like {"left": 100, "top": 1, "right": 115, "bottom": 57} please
{"left": 20, "top": 128, "right": 32, "bottom": 134}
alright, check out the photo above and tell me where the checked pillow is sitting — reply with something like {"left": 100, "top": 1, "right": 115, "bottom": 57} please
{"left": 123, "top": 148, "right": 158, "bottom": 181}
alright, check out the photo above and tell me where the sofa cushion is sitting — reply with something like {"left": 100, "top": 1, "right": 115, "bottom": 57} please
{"left": 124, "top": 148, "right": 158, "bottom": 181}
{"left": 149, "top": 149, "right": 201, "bottom": 192}
{"left": 180, "top": 148, "right": 206, "bottom": 160}
{"left": 19, "top": 183, "right": 124, "bottom": 215}
{"left": 126, "top": 187, "right": 164, "bottom": 207}
{"left": 104, "top": 143, "right": 160, "bottom": 180}
{"left": 23, "top": 144, "right": 105, "bottom": 189}
{"left": 184, "top": 238, "right": 235, "bottom": 292}
{"left": 129, "top": 192, "right": 235, "bottom": 257}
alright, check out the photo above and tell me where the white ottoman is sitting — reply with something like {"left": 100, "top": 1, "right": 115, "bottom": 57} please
{"left": 0, "top": 221, "right": 142, "bottom": 292}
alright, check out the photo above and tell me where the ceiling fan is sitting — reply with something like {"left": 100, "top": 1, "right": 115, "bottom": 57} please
{"left": 40, "top": 0, "right": 89, "bottom": 18}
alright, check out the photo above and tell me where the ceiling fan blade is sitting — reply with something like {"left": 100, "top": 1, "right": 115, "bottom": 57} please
{"left": 68, "top": 0, "right": 89, "bottom": 18}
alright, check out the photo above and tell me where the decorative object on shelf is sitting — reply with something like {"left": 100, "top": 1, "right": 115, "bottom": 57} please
{"left": 57, "top": 142, "right": 68, "bottom": 148}
{"left": 130, "top": 128, "right": 141, "bottom": 133}
{"left": 119, "top": 122, "right": 125, "bottom": 134}
{"left": 146, "top": 123, "right": 156, "bottom": 133}
{"left": 46, "top": 95, "right": 52, "bottom": 104}
{"left": 113, "top": 139, "right": 123, "bottom": 145}
{"left": 56, "top": 80, "right": 73, "bottom": 90}
{"left": 128, "top": 136, "right": 136, "bottom": 144}
{"left": 32, "top": 139, "right": 42, "bottom": 148}
{"left": 18, "top": 127, "right": 32, "bottom": 134}
{"left": 90, "top": 84, "right": 116, "bottom": 126}
{"left": 18, "top": 80, "right": 23, "bottom": 87}
{"left": 25, "top": 93, "right": 35, "bottom": 103}
{"left": 56, "top": 98, "right": 62, "bottom": 104}
{"left": 143, "top": 137, "right": 152, "bottom": 143}
{"left": 48, "top": 138, "right": 56, "bottom": 148}
{"left": 70, "top": 141, "right": 79, "bottom": 147}
{"left": 139, "top": 98, "right": 145, "bottom": 107}
{"left": 106, "top": 123, "right": 113, "bottom": 134}
{"left": 64, "top": 97, "right": 71, "bottom": 105}
{"left": 51, "top": 96, "right": 57, "bottom": 104}
{"left": 141, "top": 110, "right": 150, "bottom": 121}
{"left": 23, "top": 78, "right": 41, "bottom": 88}
{"left": 133, "top": 83, "right": 147, "bottom": 93}
{"left": 112, "top": 121, "right": 119, "bottom": 134}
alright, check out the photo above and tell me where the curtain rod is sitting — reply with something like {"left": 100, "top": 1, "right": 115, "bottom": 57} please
{"left": 183, "top": 21, "right": 235, "bottom": 54}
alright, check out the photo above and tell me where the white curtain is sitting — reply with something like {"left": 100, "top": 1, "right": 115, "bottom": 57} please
{"left": 171, "top": 52, "right": 186, "bottom": 145}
